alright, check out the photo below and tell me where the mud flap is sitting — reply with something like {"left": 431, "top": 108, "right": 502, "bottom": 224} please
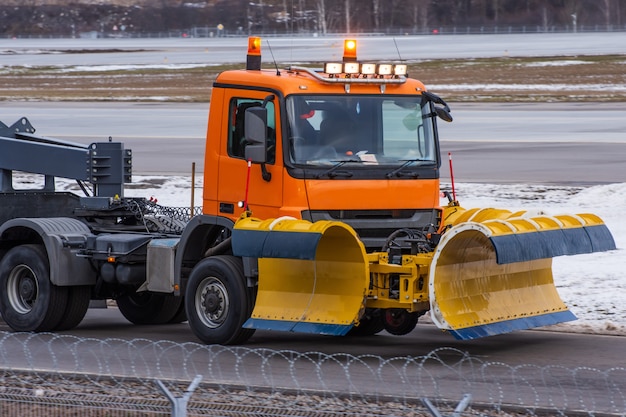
{"left": 232, "top": 217, "right": 370, "bottom": 335}
{"left": 430, "top": 211, "right": 615, "bottom": 340}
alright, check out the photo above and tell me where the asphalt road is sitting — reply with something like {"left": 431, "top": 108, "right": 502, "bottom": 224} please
{"left": 48, "top": 308, "right": 626, "bottom": 369}
{"left": 2, "top": 101, "right": 625, "bottom": 184}
{"left": 2, "top": 32, "right": 626, "bottom": 65}
{"left": 2, "top": 307, "right": 624, "bottom": 411}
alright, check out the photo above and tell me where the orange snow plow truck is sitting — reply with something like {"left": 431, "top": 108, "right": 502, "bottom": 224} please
{"left": 0, "top": 38, "right": 616, "bottom": 344}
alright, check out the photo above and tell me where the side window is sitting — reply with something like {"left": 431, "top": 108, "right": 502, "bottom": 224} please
{"left": 228, "top": 98, "right": 276, "bottom": 163}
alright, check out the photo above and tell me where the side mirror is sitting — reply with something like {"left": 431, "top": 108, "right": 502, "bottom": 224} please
{"left": 435, "top": 107, "right": 453, "bottom": 123}
{"left": 244, "top": 106, "right": 268, "bottom": 163}
{"left": 422, "top": 91, "right": 453, "bottom": 123}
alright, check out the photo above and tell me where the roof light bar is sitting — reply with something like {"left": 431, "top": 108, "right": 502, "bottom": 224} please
{"left": 321, "top": 62, "right": 408, "bottom": 78}
{"left": 289, "top": 65, "right": 407, "bottom": 85}
{"left": 287, "top": 38, "right": 408, "bottom": 84}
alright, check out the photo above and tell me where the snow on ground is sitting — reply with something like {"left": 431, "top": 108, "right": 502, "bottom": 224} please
{"left": 0, "top": 60, "right": 624, "bottom": 94}
{"left": 60, "top": 63, "right": 219, "bottom": 72}
{"left": 17, "top": 174, "right": 626, "bottom": 337}
{"left": 522, "top": 60, "right": 592, "bottom": 67}
{"left": 429, "top": 83, "right": 626, "bottom": 92}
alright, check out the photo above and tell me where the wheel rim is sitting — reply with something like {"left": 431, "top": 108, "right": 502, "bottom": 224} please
{"left": 384, "top": 309, "right": 406, "bottom": 327}
{"left": 195, "top": 276, "right": 229, "bottom": 329}
{"left": 7, "top": 264, "right": 39, "bottom": 314}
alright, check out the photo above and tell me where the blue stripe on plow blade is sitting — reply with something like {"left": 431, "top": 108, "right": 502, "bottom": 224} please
{"left": 490, "top": 224, "right": 615, "bottom": 264}
{"left": 244, "top": 318, "right": 354, "bottom": 336}
{"left": 232, "top": 229, "right": 322, "bottom": 260}
{"left": 448, "top": 310, "right": 577, "bottom": 340}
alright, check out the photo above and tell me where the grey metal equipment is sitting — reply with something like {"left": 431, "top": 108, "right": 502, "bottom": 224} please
{"left": 0, "top": 117, "right": 131, "bottom": 197}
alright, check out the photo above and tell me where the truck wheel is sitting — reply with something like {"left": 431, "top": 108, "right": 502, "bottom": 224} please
{"left": 383, "top": 309, "right": 420, "bottom": 336}
{"left": 55, "top": 286, "right": 91, "bottom": 331}
{"left": 116, "top": 292, "right": 183, "bottom": 325}
{"left": 185, "top": 255, "right": 255, "bottom": 345}
{"left": 168, "top": 298, "right": 187, "bottom": 324}
{"left": 0, "top": 244, "right": 68, "bottom": 332}
{"left": 348, "top": 309, "right": 385, "bottom": 336}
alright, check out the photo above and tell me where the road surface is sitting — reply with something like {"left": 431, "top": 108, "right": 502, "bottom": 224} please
{"left": 2, "top": 101, "right": 624, "bottom": 184}
{"left": 2, "top": 32, "right": 626, "bottom": 65}
{"left": 1, "top": 307, "right": 624, "bottom": 412}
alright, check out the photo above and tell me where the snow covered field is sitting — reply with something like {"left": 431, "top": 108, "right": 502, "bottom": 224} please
{"left": 54, "top": 175, "right": 624, "bottom": 337}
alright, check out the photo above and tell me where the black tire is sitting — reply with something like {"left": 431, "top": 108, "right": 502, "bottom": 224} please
{"left": 168, "top": 297, "right": 188, "bottom": 324}
{"left": 185, "top": 255, "right": 255, "bottom": 345}
{"left": 348, "top": 309, "right": 385, "bottom": 336}
{"left": 0, "top": 244, "right": 69, "bottom": 332}
{"left": 383, "top": 309, "right": 420, "bottom": 336}
{"left": 116, "top": 292, "right": 183, "bottom": 325}
{"left": 55, "top": 286, "right": 91, "bottom": 331}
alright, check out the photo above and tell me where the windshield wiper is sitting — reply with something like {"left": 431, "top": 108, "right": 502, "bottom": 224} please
{"left": 316, "top": 159, "right": 362, "bottom": 179}
{"left": 385, "top": 159, "right": 431, "bottom": 178}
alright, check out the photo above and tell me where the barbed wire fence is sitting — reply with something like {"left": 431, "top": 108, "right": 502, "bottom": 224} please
{"left": 0, "top": 331, "right": 624, "bottom": 417}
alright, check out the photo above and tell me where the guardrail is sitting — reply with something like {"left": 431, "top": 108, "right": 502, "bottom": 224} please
{"left": 0, "top": 331, "right": 624, "bottom": 416}
{"left": 2, "top": 24, "right": 625, "bottom": 39}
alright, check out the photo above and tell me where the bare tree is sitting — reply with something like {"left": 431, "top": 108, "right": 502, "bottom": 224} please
{"left": 492, "top": 0, "right": 499, "bottom": 24}
{"left": 600, "top": 0, "right": 612, "bottom": 28}
{"left": 416, "top": 0, "right": 430, "bottom": 33}
{"left": 373, "top": 0, "right": 381, "bottom": 32}
{"left": 282, "top": 0, "right": 289, "bottom": 30}
{"left": 316, "top": 0, "right": 327, "bottom": 35}
{"left": 562, "top": 0, "right": 582, "bottom": 31}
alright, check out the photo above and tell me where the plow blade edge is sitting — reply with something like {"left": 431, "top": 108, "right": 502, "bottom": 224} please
{"left": 232, "top": 217, "right": 369, "bottom": 335}
{"left": 430, "top": 209, "right": 616, "bottom": 340}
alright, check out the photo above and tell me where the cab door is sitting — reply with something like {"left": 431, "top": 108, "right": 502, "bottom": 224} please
{"left": 216, "top": 91, "right": 283, "bottom": 221}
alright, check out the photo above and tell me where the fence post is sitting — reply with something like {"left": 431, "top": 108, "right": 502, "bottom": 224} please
{"left": 421, "top": 394, "right": 472, "bottom": 417}
{"left": 157, "top": 375, "right": 203, "bottom": 417}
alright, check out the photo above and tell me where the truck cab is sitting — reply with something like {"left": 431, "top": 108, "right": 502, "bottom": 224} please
{"left": 203, "top": 39, "right": 449, "bottom": 251}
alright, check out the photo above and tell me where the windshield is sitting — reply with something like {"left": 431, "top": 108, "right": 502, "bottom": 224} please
{"left": 286, "top": 95, "right": 438, "bottom": 168}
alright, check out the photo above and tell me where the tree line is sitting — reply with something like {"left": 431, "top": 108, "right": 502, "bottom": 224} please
{"left": 1, "top": 0, "right": 624, "bottom": 37}
{"left": 240, "top": 0, "right": 624, "bottom": 34}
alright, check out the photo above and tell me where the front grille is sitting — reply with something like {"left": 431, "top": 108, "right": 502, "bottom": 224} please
{"left": 305, "top": 209, "right": 439, "bottom": 251}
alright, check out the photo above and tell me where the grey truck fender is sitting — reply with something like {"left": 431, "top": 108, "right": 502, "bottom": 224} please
{"left": 174, "top": 214, "right": 236, "bottom": 295}
{"left": 0, "top": 217, "right": 96, "bottom": 286}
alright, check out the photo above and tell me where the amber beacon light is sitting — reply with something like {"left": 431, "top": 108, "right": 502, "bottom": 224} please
{"left": 246, "top": 36, "right": 262, "bottom": 70}
{"left": 343, "top": 39, "right": 357, "bottom": 62}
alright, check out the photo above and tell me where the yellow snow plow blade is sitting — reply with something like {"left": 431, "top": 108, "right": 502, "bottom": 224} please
{"left": 430, "top": 207, "right": 616, "bottom": 339}
{"left": 232, "top": 217, "right": 369, "bottom": 335}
